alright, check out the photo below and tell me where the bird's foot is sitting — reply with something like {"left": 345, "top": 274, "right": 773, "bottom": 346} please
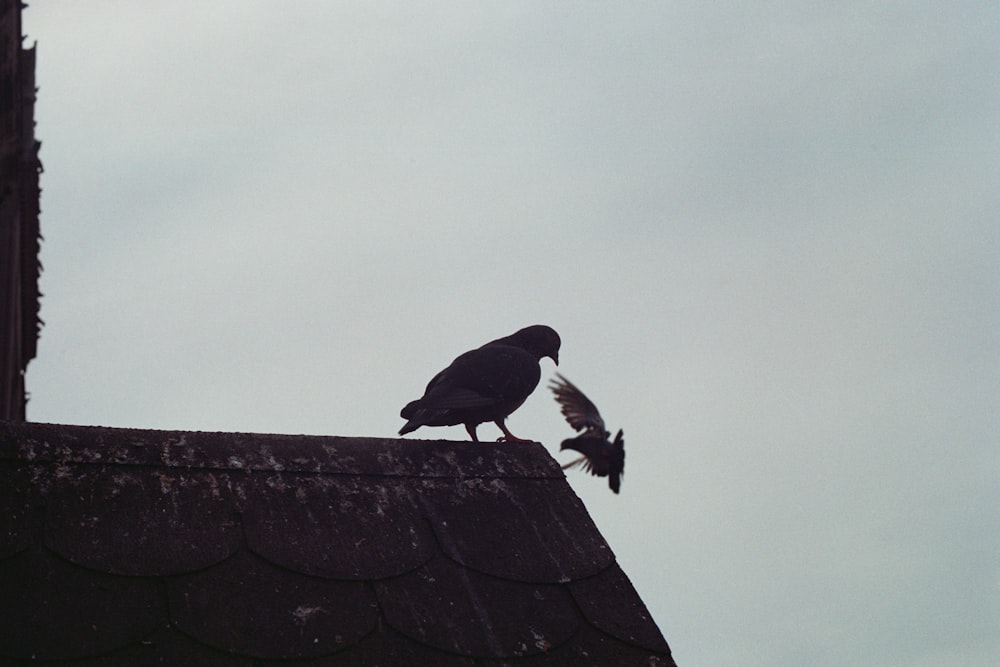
{"left": 496, "top": 435, "right": 535, "bottom": 443}
{"left": 493, "top": 420, "right": 534, "bottom": 443}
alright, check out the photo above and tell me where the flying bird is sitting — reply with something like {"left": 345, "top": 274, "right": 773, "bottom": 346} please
{"left": 399, "top": 325, "right": 561, "bottom": 442}
{"left": 550, "top": 373, "right": 625, "bottom": 493}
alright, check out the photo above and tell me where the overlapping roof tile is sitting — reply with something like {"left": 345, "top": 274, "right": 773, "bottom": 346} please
{"left": 0, "top": 420, "right": 676, "bottom": 665}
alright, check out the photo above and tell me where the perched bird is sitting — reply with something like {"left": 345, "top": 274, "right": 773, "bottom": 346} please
{"left": 550, "top": 373, "right": 625, "bottom": 493}
{"left": 399, "top": 325, "right": 561, "bottom": 442}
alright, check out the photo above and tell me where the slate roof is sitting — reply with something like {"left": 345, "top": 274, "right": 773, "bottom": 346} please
{"left": 0, "top": 420, "right": 676, "bottom": 665}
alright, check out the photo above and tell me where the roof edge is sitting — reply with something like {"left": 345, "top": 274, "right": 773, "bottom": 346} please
{"left": 0, "top": 420, "right": 565, "bottom": 479}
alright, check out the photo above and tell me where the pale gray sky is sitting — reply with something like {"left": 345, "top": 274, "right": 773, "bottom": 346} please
{"left": 24, "top": 3, "right": 999, "bottom": 665}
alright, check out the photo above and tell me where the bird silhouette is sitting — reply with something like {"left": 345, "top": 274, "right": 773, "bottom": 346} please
{"left": 550, "top": 373, "right": 625, "bottom": 493}
{"left": 399, "top": 325, "right": 561, "bottom": 442}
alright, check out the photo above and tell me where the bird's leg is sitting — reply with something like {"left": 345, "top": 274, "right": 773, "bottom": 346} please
{"left": 494, "top": 420, "right": 533, "bottom": 443}
{"left": 465, "top": 423, "right": 480, "bottom": 443}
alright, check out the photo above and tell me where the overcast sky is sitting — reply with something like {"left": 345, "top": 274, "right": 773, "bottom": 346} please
{"left": 23, "top": 3, "right": 999, "bottom": 665}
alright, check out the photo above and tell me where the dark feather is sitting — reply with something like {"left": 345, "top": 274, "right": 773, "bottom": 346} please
{"left": 399, "top": 325, "right": 560, "bottom": 442}
{"left": 549, "top": 373, "right": 607, "bottom": 436}
{"left": 550, "top": 375, "right": 625, "bottom": 494}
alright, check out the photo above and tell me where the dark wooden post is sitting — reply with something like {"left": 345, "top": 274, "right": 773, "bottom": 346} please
{"left": 0, "top": 0, "right": 43, "bottom": 420}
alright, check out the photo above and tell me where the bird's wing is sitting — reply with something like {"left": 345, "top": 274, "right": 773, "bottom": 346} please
{"left": 445, "top": 346, "right": 541, "bottom": 402}
{"left": 612, "top": 429, "right": 625, "bottom": 470}
{"left": 608, "top": 429, "right": 625, "bottom": 493}
{"left": 407, "top": 346, "right": 540, "bottom": 413}
{"left": 560, "top": 454, "right": 595, "bottom": 474}
{"left": 549, "top": 373, "right": 606, "bottom": 434}
{"left": 418, "top": 383, "right": 498, "bottom": 409}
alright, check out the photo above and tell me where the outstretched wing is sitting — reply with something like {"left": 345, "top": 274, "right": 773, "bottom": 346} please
{"left": 549, "top": 373, "right": 606, "bottom": 435}
{"left": 561, "top": 454, "right": 594, "bottom": 474}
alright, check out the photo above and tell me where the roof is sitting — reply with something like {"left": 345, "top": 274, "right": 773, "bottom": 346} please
{"left": 0, "top": 420, "right": 676, "bottom": 665}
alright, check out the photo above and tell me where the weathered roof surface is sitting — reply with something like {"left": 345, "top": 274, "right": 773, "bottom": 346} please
{"left": 0, "top": 421, "right": 676, "bottom": 665}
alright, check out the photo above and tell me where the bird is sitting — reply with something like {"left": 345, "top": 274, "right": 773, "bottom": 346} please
{"left": 399, "top": 325, "right": 561, "bottom": 442}
{"left": 549, "top": 373, "right": 625, "bottom": 493}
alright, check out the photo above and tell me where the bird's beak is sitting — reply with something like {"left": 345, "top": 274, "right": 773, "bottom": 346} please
{"left": 551, "top": 352, "right": 559, "bottom": 366}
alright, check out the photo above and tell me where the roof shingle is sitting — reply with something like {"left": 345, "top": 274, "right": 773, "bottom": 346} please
{"left": 0, "top": 420, "right": 676, "bottom": 665}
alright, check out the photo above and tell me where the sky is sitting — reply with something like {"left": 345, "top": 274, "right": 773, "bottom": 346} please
{"left": 22, "top": 2, "right": 999, "bottom": 665}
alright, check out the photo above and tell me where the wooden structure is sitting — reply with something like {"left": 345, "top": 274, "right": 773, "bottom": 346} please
{"left": 0, "top": 0, "right": 43, "bottom": 421}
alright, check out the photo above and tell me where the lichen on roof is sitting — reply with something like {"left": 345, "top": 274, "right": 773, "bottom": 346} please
{"left": 0, "top": 420, "right": 676, "bottom": 665}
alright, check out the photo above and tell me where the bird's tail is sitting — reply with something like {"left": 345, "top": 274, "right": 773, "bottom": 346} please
{"left": 399, "top": 399, "right": 427, "bottom": 436}
{"left": 609, "top": 473, "right": 621, "bottom": 494}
